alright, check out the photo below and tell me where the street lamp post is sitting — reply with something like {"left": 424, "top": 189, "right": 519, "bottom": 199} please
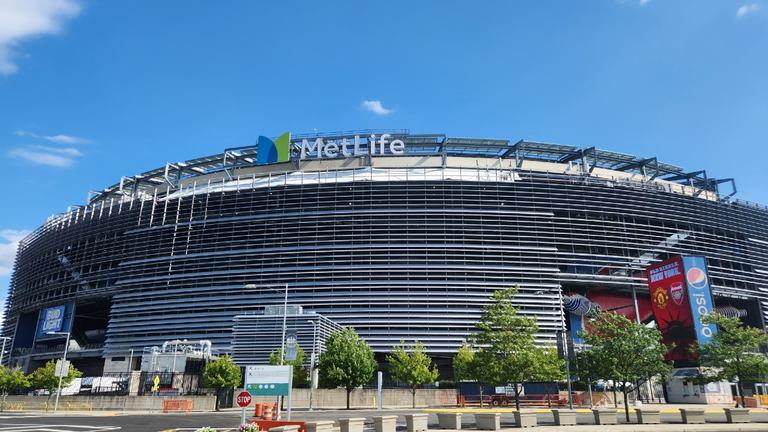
{"left": 307, "top": 319, "right": 318, "bottom": 411}
{"left": 534, "top": 287, "right": 573, "bottom": 410}
{"left": 245, "top": 283, "right": 290, "bottom": 418}
{"left": 0, "top": 337, "right": 11, "bottom": 367}
{"left": 46, "top": 331, "right": 71, "bottom": 414}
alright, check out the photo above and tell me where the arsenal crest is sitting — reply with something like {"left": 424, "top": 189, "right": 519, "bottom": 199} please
{"left": 652, "top": 286, "right": 669, "bottom": 309}
{"left": 670, "top": 282, "right": 685, "bottom": 306}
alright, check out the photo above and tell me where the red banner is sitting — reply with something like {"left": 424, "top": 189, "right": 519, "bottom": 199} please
{"left": 646, "top": 255, "right": 697, "bottom": 360}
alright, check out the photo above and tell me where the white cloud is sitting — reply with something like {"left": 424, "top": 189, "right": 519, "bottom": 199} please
{"left": 14, "top": 130, "right": 38, "bottom": 138}
{"left": 737, "top": 3, "right": 759, "bottom": 17}
{"left": 361, "top": 100, "right": 395, "bottom": 115}
{"left": 0, "top": 0, "right": 81, "bottom": 75}
{"left": 29, "top": 145, "right": 82, "bottom": 156}
{"left": 0, "top": 229, "right": 31, "bottom": 277}
{"left": 43, "top": 134, "right": 93, "bottom": 144}
{"left": 640, "top": 0, "right": 651, "bottom": 5}
{"left": 9, "top": 148, "right": 76, "bottom": 167}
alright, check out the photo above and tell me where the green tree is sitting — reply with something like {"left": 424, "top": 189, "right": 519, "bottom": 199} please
{"left": 386, "top": 340, "right": 439, "bottom": 408}
{"left": 466, "top": 285, "right": 540, "bottom": 410}
{"left": 531, "top": 345, "right": 565, "bottom": 408}
{"left": 202, "top": 354, "right": 241, "bottom": 411}
{"left": 453, "top": 344, "right": 489, "bottom": 407}
{"left": 0, "top": 366, "right": 30, "bottom": 410}
{"left": 31, "top": 359, "right": 82, "bottom": 403}
{"left": 317, "top": 327, "right": 378, "bottom": 409}
{"left": 571, "top": 348, "right": 607, "bottom": 407}
{"left": 689, "top": 313, "right": 768, "bottom": 408}
{"left": 269, "top": 345, "right": 311, "bottom": 388}
{"left": 580, "top": 312, "right": 671, "bottom": 422}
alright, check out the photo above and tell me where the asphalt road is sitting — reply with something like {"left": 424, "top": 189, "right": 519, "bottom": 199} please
{"left": 2, "top": 408, "right": 768, "bottom": 432}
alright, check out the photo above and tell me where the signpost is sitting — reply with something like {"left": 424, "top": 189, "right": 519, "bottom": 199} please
{"left": 245, "top": 365, "right": 293, "bottom": 420}
{"left": 54, "top": 360, "right": 70, "bottom": 377}
{"left": 151, "top": 375, "right": 160, "bottom": 413}
{"left": 237, "top": 391, "right": 252, "bottom": 425}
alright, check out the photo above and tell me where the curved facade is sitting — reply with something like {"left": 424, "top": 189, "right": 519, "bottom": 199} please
{"left": 4, "top": 130, "right": 768, "bottom": 372}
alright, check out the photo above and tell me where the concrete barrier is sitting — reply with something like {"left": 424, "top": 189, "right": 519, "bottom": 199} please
{"left": 474, "top": 412, "right": 501, "bottom": 430}
{"left": 513, "top": 410, "right": 537, "bottom": 428}
{"left": 404, "top": 413, "right": 428, "bottom": 432}
{"left": 373, "top": 415, "right": 397, "bottom": 432}
{"left": 724, "top": 408, "right": 751, "bottom": 423}
{"left": 680, "top": 408, "right": 706, "bottom": 424}
{"left": 551, "top": 409, "right": 577, "bottom": 426}
{"left": 269, "top": 426, "right": 300, "bottom": 432}
{"left": 592, "top": 409, "right": 617, "bottom": 425}
{"left": 437, "top": 412, "right": 461, "bottom": 429}
{"left": 304, "top": 421, "right": 335, "bottom": 432}
{"left": 635, "top": 408, "right": 660, "bottom": 424}
{"left": 339, "top": 418, "right": 365, "bottom": 432}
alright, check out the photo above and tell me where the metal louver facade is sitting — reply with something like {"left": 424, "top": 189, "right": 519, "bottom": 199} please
{"left": 3, "top": 131, "right": 768, "bottom": 369}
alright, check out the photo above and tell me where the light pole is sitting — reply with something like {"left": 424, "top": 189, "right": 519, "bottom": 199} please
{"left": 0, "top": 337, "right": 11, "bottom": 367}
{"left": 307, "top": 319, "right": 318, "bottom": 411}
{"left": 534, "top": 287, "right": 573, "bottom": 410}
{"left": 46, "top": 331, "right": 71, "bottom": 414}
{"left": 245, "top": 283, "right": 289, "bottom": 416}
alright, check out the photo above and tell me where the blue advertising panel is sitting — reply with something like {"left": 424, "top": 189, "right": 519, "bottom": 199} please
{"left": 682, "top": 256, "right": 717, "bottom": 345}
{"left": 36, "top": 301, "right": 75, "bottom": 339}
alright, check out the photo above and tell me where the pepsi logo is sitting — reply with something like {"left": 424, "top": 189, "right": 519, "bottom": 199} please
{"left": 687, "top": 268, "right": 708, "bottom": 289}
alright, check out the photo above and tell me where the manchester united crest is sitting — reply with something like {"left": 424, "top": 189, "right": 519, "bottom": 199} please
{"left": 652, "top": 286, "right": 669, "bottom": 309}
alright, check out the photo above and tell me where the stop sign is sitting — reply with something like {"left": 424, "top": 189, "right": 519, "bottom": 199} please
{"left": 236, "top": 391, "right": 252, "bottom": 408}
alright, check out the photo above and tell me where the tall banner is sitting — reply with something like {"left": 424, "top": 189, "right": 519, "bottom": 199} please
{"left": 682, "top": 256, "right": 718, "bottom": 345}
{"left": 647, "top": 256, "right": 697, "bottom": 360}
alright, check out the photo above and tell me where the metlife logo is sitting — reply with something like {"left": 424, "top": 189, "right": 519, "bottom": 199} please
{"left": 255, "top": 132, "right": 406, "bottom": 165}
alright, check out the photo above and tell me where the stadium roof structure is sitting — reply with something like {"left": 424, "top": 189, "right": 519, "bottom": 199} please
{"left": 82, "top": 129, "right": 739, "bottom": 209}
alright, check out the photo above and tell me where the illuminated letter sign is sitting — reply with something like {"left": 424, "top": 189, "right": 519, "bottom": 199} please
{"left": 300, "top": 133, "right": 405, "bottom": 160}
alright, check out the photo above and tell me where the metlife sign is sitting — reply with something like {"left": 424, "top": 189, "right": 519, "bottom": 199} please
{"left": 255, "top": 132, "right": 406, "bottom": 165}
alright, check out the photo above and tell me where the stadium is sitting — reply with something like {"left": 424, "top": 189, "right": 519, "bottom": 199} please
{"left": 3, "top": 129, "right": 768, "bottom": 377}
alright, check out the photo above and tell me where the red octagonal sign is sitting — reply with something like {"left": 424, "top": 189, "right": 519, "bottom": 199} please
{"left": 237, "top": 391, "right": 252, "bottom": 408}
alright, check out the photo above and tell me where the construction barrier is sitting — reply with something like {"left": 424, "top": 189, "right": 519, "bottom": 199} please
{"left": 252, "top": 420, "right": 306, "bottom": 432}
{"left": 760, "top": 395, "right": 768, "bottom": 406}
{"left": 161, "top": 399, "right": 193, "bottom": 413}
{"left": 263, "top": 404, "right": 273, "bottom": 420}
{"left": 254, "top": 402, "right": 263, "bottom": 417}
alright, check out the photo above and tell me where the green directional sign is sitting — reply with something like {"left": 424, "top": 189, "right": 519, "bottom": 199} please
{"left": 244, "top": 365, "right": 293, "bottom": 396}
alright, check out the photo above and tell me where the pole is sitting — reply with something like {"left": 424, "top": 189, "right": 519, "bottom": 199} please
{"left": 287, "top": 365, "right": 293, "bottom": 420}
{"left": 279, "top": 284, "right": 288, "bottom": 414}
{"left": 53, "top": 332, "right": 71, "bottom": 414}
{"left": 631, "top": 285, "right": 652, "bottom": 403}
{"left": 241, "top": 407, "right": 247, "bottom": 425}
{"left": 377, "top": 371, "right": 383, "bottom": 410}
{"left": 128, "top": 349, "right": 133, "bottom": 372}
{"left": 558, "top": 286, "right": 573, "bottom": 410}
{"left": 308, "top": 320, "right": 317, "bottom": 412}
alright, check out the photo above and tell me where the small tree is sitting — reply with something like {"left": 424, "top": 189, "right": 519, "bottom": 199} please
{"left": 531, "top": 345, "right": 565, "bottom": 408}
{"left": 466, "top": 285, "right": 540, "bottom": 410}
{"left": 269, "top": 345, "right": 311, "bottom": 388}
{"left": 689, "top": 313, "right": 768, "bottom": 408}
{"left": 453, "top": 344, "right": 488, "bottom": 407}
{"left": 386, "top": 340, "right": 439, "bottom": 408}
{"left": 31, "top": 359, "right": 82, "bottom": 403}
{"left": 0, "top": 366, "right": 30, "bottom": 409}
{"left": 202, "top": 354, "right": 241, "bottom": 411}
{"left": 317, "top": 327, "right": 378, "bottom": 409}
{"left": 580, "top": 312, "right": 672, "bottom": 422}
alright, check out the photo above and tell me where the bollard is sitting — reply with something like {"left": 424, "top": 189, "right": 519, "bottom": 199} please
{"left": 436, "top": 412, "right": 461, "bottom": 430}
{"left": 373, "top": 415, "right": 398, "bottom": 432}
{"left": 404, "top": 414, "right": 429, "bottom": 432}
{"left": 339, "top": 418, "right": 365, "bottom": 432}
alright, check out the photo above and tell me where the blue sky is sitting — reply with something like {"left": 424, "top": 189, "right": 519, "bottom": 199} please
{"left": 1, "top": 0, "right": 766, "bottom": 310}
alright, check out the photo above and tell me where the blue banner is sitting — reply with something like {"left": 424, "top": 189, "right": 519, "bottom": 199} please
{"left": 36, "top": 301, "right": 75, "bottom": 339}
{"left": 682, "top": 256, "right": 717, "bottom": 345}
